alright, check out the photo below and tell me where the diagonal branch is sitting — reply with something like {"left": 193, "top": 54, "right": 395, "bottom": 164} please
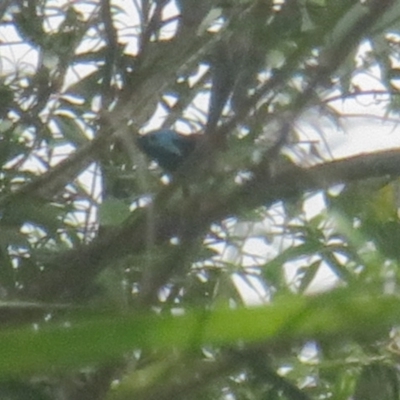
{"left": 25, "top": 148, "right": 400, "bottom": 302}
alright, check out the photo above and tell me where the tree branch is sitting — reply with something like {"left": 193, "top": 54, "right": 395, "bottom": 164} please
{"left": 24, "top": 148, "right": 400, "bottom": 302}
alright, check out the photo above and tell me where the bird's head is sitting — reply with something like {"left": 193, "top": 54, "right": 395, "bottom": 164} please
{"left": 136, "top": 129, "right": 200, "bottom": 172}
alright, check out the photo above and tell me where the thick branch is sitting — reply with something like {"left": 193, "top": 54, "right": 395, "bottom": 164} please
{"left": 25, "top": 148, "right": 400, "bottom": 302}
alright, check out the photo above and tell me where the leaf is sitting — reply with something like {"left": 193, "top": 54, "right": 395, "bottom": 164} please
{"left": 1, "top": 197, "right": 64, "bottom": 236}
{"left": 298, "top": 259, "right": 322, "bottom": 293}
{"left": 99, "top": 198, "right": 131, "bottom": 227}
{"left": 0, "top": 288, "right": 399, "bottom": 375}
{"left": 52, "top": 113, "right": 89, "bottom": 147}
{"left": 354, "top": 363, "right": 399, "bottom": 400}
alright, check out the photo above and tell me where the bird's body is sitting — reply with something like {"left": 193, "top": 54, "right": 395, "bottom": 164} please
{"left": 136, "top": 129, "right": 200, "bottom": 172}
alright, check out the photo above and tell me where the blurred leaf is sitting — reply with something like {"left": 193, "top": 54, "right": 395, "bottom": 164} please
{"left": 0, "top": 84, "right": 13, "bottom": 118}
{"left": 0, "top": 288, "right": 399, "bottom": 375}
{"left": 52, "top": 113, "right": 89, "bottom": 147}
{"left": 1, "top": 197, "right": 64, "bottom": 235}
{"left": 0, "top": 380, "right": 50, "bottom": 400}
{"left": 298, "top": 259, "right": 321, "bottom": 293}
{"left": 354, "top": 363, "right": 399, "bottom": 400}
{"left": 99, "top": 198, "right": 131, "bottom": 227}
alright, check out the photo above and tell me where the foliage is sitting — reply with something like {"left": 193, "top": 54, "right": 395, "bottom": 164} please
{"left": 1, "top": 0, "right": 400, "bottom": 399}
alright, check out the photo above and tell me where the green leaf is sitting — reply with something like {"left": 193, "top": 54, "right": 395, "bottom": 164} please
{"left": 99, "top": 198, "right": 131, "bottom": 227}
{"left": 354, "top": 363, "right": 400, "bottom": 400}
{"left": 52, "top": 114, "right": 89, "bottom": 147}
{"left": 0, "top": 288, "right": 399, "bottom": 375}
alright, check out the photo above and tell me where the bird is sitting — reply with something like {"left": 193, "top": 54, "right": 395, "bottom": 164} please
{"left": 136, "top": 129, "right": 200, "bottom": 172}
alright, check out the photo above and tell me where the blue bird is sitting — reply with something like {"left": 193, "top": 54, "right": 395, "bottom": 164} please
{"left": 136, "top": 129, "right": 200, "bottom": 172}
